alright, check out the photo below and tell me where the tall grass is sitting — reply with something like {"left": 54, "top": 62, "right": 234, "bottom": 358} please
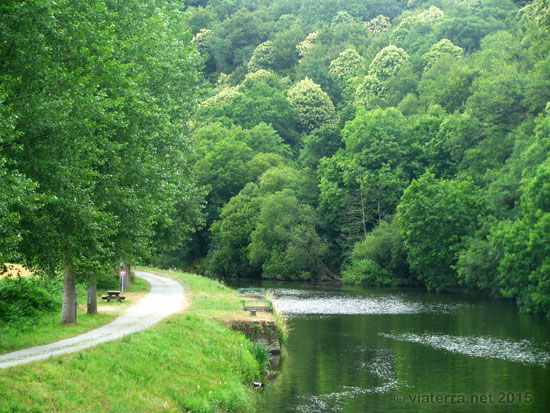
{"left": 249, "top": 341, "right": 271, "bottom": 373}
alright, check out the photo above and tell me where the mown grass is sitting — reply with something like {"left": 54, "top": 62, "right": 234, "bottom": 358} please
{"left": 0, "top": 277, "right": 149, "bottom": 355}
{"left": 140, "top": 267, "right": 258, "bottom": 319}
{"left": 0, "top": 269, "right": 263, "bottom": 412}
{"left": 140, "top": 267, "right": 276, "bottom": 322}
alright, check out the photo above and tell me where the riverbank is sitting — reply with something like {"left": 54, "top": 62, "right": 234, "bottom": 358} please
{"left": 0, "top": 269, "right": 273, "bottom": 412}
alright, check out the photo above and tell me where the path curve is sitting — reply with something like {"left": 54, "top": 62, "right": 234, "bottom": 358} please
{"left": 0, "top": 270, "right": 183, "bottom": 369}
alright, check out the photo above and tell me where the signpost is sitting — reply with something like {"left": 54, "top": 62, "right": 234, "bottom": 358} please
{"left": 119, "top": 269, "right": 127, "bottom": 292}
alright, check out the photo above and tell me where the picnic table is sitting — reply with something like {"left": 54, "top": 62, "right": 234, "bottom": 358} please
{"left": 101, "top": 290, "right": 126, "bottom": 303}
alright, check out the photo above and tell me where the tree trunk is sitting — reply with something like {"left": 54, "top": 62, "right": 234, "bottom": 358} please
{"left": 61, "top": 265, "right": 77, "bottom": 324}
{"left": 123, "top": 262, "right": 130, "bottom": 291}
{"left": 360, "top": 191, "right": 367, "bottom": 240}
{"left": 87, "top": 273, "right": 98, "bottom": 315}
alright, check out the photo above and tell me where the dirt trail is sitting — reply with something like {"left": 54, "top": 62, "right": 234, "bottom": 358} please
{"left": 0, "top": 270, "right": 184, "bottom": 369}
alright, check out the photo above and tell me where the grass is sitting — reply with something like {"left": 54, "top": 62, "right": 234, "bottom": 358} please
{"left": 141, "top": 267, "right": 276, "bottom": 322}
{"left": 0, "top": 268, "right": 266, "bottom": 412}
{"left": 0, "top": 276, "right": 149, "bottom": 355}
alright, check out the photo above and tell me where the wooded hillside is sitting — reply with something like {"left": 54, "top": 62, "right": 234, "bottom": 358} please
{"left": 178, "top": 0, "right": 550, "bottom": 317}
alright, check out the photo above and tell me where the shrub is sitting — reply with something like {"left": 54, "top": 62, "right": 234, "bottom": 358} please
{"left": 0, "top": 276, "right": 59, "bottom": 324}
{"left": 342, "top": 217, "right": 413, "bottom": 286}
{"left": 96, "top": 272, "right": 120, "bottom": 290}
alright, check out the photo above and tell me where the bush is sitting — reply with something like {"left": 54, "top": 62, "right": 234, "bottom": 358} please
{"left": 0, "top": 276, "right": 60, "bottom": 324}
{"left": 95, "top": 272, "right": 120, "bottom": 290}
{"left": 342, "top": 217, "right": 413, "bottom": 286}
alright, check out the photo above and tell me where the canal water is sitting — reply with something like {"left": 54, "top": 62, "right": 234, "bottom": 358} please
{"left": 230, "top": 282, "right": 550, "bottom": 412}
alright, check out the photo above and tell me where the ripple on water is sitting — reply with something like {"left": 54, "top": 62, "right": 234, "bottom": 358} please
{"left": 381, "top": 332, "right": 550, "bottom": 366}
{"left": 293, "top": 348, "right": 401, "bottom": 412}
{"left": 293, "top": 381, "right": 400, "bottom": 413}
{"left": 270, "top": 293, "right": 464, "bottom": 315}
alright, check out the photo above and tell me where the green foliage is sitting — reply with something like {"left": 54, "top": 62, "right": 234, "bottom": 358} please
{"left": 95, "top": 272, "right": 120, "bottom": 290}
{"left": 418, "top": 57, "right": 476, "bottom": 113}
{"left": 365, "top": 15, "right": 392, "bottom": 36}
{"left": 249, "top": 341, "right": 271, "bottom": 373}
{"left": 369, "top": 45, "right": 410, "bottom": 81}
{"left": 340, "top": 107, "right": 411, "bottom": 222}
{"left": 195, "top": 128, "right": 255, "bottom": 220}
{"left": 426, "top": 111, "right": 483, "bottom": 178}
{"left": 249, "top": 191, "right": 327, "bottom": 280}
{"left": 495, "top": 159, "right": 550, "bottom": 316}
{"left": 422, "top": 39, "right": 464, "bottom": 70}
{"left": 355, "top": 75, "right": 384, "bottom": 108}
{"left": 0, "top": 276, "right": 59, "bottom": 324}
{"left": 525, "top": 0, "right": 550, "bottom": 29}
{"left": 248, "top": 41, "right": 276, "bottom": 72}
{"left": 455, "top": 217, "right": 503, "bottom": 294}
{"left": 206, "top": 184, "right": 263, "bottom": 278}
{"left": 398, "top": 172, "right": 484, "bottom": 291}
{"left": 287, "top": 77, "right": 337, "bottom": 133}
{"left": 300, "top": 125, "right": 343, "bottom": 169}
{"left": 342, "top": 218, "right": 412, "bottom": 286}
{"left": 228, "top": 80, "right": 300, "bottom": 145}
{"left": 1, "top": 0, "right": 539, "bottom": 317}
{"left": 187, "top": 0, "right": 550, "bottom": 317}
{"left": 1, "top": 0, "right": 203, "bottom": 282}
{"left": 329, "top": 48, "right": 364, "bottom": 82}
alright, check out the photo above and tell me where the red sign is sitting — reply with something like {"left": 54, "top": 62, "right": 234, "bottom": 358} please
{"left": 119, "top": 269, "right": 127, "bottom": 277}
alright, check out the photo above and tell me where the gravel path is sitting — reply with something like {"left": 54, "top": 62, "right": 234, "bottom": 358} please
{"left": 0, "top": 270, "right": 184, "bottom": 369}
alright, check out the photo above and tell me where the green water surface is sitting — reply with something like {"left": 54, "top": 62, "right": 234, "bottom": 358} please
{"left": 242, "top": 283, "right": 550, "bottom": 412}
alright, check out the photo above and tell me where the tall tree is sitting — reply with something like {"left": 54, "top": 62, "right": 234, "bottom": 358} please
{"left": 1, "top": 0, "right": 202, "bottom": 322}
{"left": 287, "top": 77, "right": 337, "bottom": 133}
{"left": 495, "top": 154, "right": 550, "bottom": 316}
{"left": 398, "top": 172, "right": 484, "bottom": 291}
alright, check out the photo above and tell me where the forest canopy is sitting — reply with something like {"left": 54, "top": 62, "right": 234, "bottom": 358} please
{"left": 2, "top": 0, "right": 550, "bottom": 318}
{"left": 181, "top": 0, "right": 550, "bottom": 317}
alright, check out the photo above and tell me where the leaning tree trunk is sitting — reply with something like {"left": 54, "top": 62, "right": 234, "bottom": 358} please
{"left": 87, "top": 273, "right": 98, "bottom": 315}
{"left": 122, "top": 262, "right": 130, "bottom": 291}
{"left": 61, "top": 265, "right": 77, "bottom": 324}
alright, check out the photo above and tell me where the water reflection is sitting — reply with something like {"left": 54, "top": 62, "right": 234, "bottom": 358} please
{"left": 294, "top": 348, "right": 401, "bottom": 412}
{"left": 249, "top": 283, "right": 550, "bottom": 413}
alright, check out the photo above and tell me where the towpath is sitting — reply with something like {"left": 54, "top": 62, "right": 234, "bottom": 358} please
{"left": 0, "top": 270, "right": 184, "bottom": 369}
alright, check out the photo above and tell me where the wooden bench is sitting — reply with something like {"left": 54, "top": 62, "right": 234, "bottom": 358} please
{"left": 101, "top": 290, "right": 126, "bottom": 303}
{"left": 242, "top": 299, "right": 273, "bottom": 316}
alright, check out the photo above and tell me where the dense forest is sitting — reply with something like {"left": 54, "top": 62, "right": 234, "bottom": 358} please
{"left": 1, "top": 0, "right": 550, "bottom": 321}
{"left": 170, "top": 0, "right": 550, "bottom": 317}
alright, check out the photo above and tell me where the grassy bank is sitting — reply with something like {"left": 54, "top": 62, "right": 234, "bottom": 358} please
{"left": 0, "top": 276, "right": 149, "bottom": 355}
{"left": 0, "top": 269, "right": 265, "bottom": 412}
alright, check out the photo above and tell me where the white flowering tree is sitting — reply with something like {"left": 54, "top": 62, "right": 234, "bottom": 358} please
{"left": 248, "top": 41, "right": 275, "bottom": 72}
{"left": 287, "top": 77, "right": 337, "bottom": 132}
{"left": 355, "top": 75, "right": 383, "bottom": 107}
{"left": 296, "top": 32, "right": 319, "bottom": 58}
{"left": 365, "top": 15, "right": 392, "bottom": 36}
{"left": 423, "top": 39, "right": 464, "bottom": 70}
{"left": 329, "top": 49, "right": 363, "bottom": 82}
{"left": 369, "top": 45, "right": 410, "bottom": 81}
